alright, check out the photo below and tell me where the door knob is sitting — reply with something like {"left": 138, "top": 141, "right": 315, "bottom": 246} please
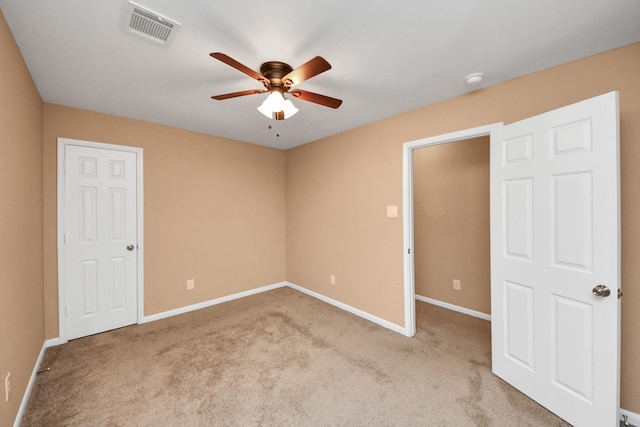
{"left": 127, "top": 244, "right": 135, "bottom": 251}
{"left": 592, "top": 284, "right": 610, "bottom": 297}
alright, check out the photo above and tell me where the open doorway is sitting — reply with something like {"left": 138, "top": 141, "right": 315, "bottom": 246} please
{"left": 412, "top": 136, "right": 491, "bottom": 321}
{"left": 401, "top": 123, "right": 502, "bottom": 337}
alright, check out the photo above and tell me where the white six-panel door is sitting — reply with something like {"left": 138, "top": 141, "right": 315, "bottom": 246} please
{"left": 63, "top": 143, "right": 139, "bottom": 340}
{"left": 490, "top": 92, "right": 620, "bottom": 426}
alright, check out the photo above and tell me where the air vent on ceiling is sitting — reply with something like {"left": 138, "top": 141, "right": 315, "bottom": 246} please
{"left": 123, "top": 1, "right": 180, "bottom": 46}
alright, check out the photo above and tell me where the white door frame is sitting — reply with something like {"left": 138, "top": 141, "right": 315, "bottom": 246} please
{"left": 57, "top": 137, "right": 144, "bottom": 343}
{"left": 402, "top": 123, "right": 503, "bottom": 337}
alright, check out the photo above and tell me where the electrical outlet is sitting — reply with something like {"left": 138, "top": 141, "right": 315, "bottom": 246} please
{"left": 453, "top": 279, "right": 461, "bottom": 291}
{"left": 330, "top": 275, "right": 336, "bottom": 285}
{"left": 5, "top": 372, "right": 10, "bottom": 402}
{"left": 187, "top": 279, "right": 194, "bottom": 290}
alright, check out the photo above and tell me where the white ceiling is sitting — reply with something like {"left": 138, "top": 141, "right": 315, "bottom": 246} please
{"left": 2, "top": 1, "right": 639, "bottom": 149}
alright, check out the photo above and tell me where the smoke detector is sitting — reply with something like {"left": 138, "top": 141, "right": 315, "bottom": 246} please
{"left": 465, "top": 73, "right": 485, "bottom": 87}
{"left": 122, "top": 1, "right": 181, "bottom": 46}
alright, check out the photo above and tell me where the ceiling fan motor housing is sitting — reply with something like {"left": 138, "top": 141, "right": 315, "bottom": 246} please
{"left": 260, "top": 61, "right": 294, "bottom": 91}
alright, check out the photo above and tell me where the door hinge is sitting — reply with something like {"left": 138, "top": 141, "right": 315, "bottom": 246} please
{"left": 618, "top": 289, "right": 623, "bottom": 299}
{"left": 408, "top": 248, "right": 411, "bottom": 255}
{"left": 65, "top": 306, "right": 68, "bottom": 316}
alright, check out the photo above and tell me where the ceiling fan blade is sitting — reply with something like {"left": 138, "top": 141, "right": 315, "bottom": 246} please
{"left": 282, "top": 56, "right": 332, "bottom": 88}
{"left": 210, "top": 52, "right": 268, "bottom": 85}
{"left": 211, "top": 89, "right": 266, "bottom": 100}
{"left": 290, "top": 89, "right": 342, "bottom": 109}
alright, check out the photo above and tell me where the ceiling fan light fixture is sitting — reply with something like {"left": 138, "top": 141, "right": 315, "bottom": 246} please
{"left": 257, "top": 90, "right": 299, "bottom": 120}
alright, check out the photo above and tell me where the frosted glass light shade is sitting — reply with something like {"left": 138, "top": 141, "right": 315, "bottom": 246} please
{"left": 257, "top": 91, "right": 298, "bottom": 119}
{"left": 282, "top": 99, "right": 299, "bottom": 118}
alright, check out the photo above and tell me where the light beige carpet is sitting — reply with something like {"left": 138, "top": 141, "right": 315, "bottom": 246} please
{"left": 22, "top": 287, "right": 569, "bottom": 426}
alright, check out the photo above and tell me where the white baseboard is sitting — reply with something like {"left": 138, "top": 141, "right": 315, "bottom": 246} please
{"left": 286, "top": 281, "right": 407, "bottom": 335}
{"left": 45, "top": 337, "right": 66, "bottom": 348}
{"left": 415, "top": 294, "right": 491, "bottom": 321}
{"left": 141, "top": 281, "right": 288, "bottom": 324}
{"left": 13, "top": 342, "right": 47, "bottom": 427}
{"left": 621, "top": 408, "right": 640, "bottom": 426}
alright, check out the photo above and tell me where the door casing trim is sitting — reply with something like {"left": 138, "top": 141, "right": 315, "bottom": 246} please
{"left": 402, "top": 123, "right": 503, "bottom": 337}
{"left": 56, "top": 137, "right": 144, "bottom": 343}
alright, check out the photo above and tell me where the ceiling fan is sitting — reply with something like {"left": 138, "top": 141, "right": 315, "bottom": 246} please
{"left": 210, "top": 52, "right": 343, "bottom": 120}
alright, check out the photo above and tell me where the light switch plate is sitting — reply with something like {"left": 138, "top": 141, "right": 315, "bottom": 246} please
{"left": 386, "top": 205, "right": 398, "bottom": 218}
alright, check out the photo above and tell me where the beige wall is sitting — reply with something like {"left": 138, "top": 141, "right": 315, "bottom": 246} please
{"left": 0, "top": 10, "right": 44, "bottom": 427}
{"left": 42, "top": 105, "right": 287, "bottom": 338}
{"left": 286, "top": 43, "right": 640, "bottom": 412}
{"left": 413, "top": 137, "right": 490, "bottom": 314}
{"left": 286, "top": 130, "right": 406, "bottom": 325}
